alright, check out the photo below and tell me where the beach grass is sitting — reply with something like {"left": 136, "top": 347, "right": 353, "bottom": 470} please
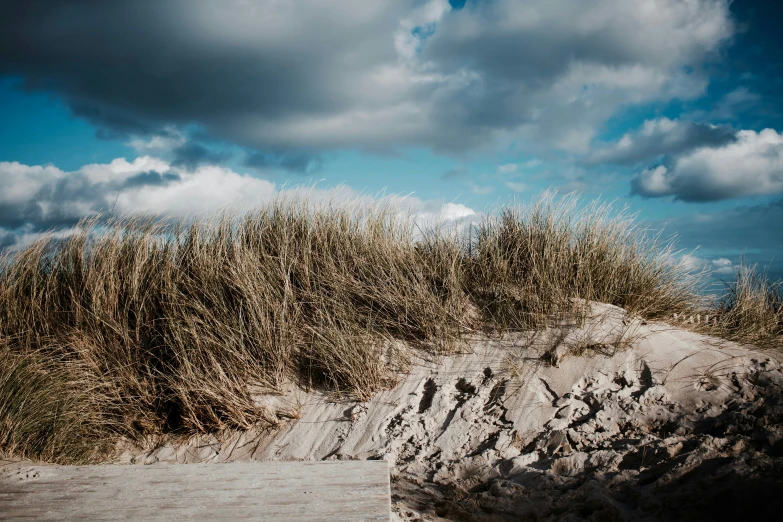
{"left": 0, "top": 193, "right": 777, "bottom": 463}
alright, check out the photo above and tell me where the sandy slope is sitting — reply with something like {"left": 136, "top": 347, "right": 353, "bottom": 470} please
{"left": 6, "top": 304, "right": 782, "bottom": 521}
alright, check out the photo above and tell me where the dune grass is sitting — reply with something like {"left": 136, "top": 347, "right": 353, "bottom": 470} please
{"left": 709, "top": 264, "right": 783, "bottom": 348}
{"left": 0, "top": 193, "right": 769, "bottom": 464}
{"left": 466, "top": 195, "right": 700, "bottom": 329}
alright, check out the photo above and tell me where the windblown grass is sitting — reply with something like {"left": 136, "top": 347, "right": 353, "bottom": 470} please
{"left": 0, "top": 340, "right": 115, "bottom": 463}
{"left": 0, "top": 193, "right": 712, "bottom": 463}
{"left": 467, "top": 195, "right": 701, "bottom": 329}
{"left": 710, "top": 264, "right": 783, "bottom": 348}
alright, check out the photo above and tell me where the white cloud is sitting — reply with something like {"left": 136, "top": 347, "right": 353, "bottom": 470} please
{"left": 0, "top": 162, "right": 62, "bottom": 204}
{"left": 676, "top": 254, "right": 734, "bottom": 275}
{"left": 0, "top": 157, "right": 476, "bottom": 248}
{"left": 711, "top": 257, "right": 734, "bottom": 275}
{"left": 439, "top": 202, "right": 475, "bottom": 221}
{"left": 407, "top": 200, "right": 476, "bottom": 223}
{"left": 0, "top": 156, "right": 264, "bottom": 228}
{"left": 114, "top": 165, "right": 278, "bottom": 216}
{"left": 81, "top": 156, "right": 172, "bottom": 185}
{"left": 633, "top": 128, "right": 783, "bottom": 201}
{"left": 497, "top": 163, "right": 518, "bottom": 174}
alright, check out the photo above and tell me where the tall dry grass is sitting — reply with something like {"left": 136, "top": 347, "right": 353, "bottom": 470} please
{"left": 0, "top": 194, "right": 714, "bottom": 463}
{"left": 710, "top": 264, "right": 783, "bottom": 348}
{"left": 466, "top": 195, "right": 701, "bottom": 329}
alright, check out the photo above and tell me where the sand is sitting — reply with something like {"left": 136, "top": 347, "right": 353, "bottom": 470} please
{"left": 5, "top": 303, "right": 783, "bottom": 520}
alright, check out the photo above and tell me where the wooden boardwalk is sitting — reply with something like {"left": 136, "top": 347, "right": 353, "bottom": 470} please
{"left": 0, "top": 460, "right": 390, "bottom": 521}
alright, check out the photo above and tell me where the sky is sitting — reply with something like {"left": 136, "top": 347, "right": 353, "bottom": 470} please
{"left": 1, "top": 0, "right": 782, "bottom": 280}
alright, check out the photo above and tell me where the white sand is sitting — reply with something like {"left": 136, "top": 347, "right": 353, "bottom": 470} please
{"left": 8, "top": 303, "right": 782, "bottom": 520}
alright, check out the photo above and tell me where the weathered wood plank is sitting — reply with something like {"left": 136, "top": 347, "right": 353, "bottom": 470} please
{"left": 0, "top": 460, "right": 390, "bottom": 521}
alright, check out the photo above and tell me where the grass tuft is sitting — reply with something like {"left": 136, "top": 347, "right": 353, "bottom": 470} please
{"left": 466, "top": 194, "right": 701, "bottom": 329}
{"left": 711, "top": 264, "right": 783, "bottom": 348}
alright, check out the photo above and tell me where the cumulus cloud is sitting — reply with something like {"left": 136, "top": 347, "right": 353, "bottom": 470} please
{"left": 0, "top": 156, "right": 476, "bottom": 249}
{"left": 0, "top": 156, "right": 244, "bottom": 229}
{"left": 632, "top": 128, "right": 783, "bottom": 201}
{"left": 588, "top": 118, "right": 738, "bottom": 165}
{"left": 711, "top": 257, "right": 735, "bottom": 274}
{"left": 678, "top": 254, "right": 735, "bottom": 275}
{"left": 406, "top": 200, "right": 475, "bottom": 223}
{"left": 0, "top": 0, "right": 733, "bottom": 156}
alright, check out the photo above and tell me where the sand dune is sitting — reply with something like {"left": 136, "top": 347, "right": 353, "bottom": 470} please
{"left": 64, "top": 304, "right": 779, "bottom": 521}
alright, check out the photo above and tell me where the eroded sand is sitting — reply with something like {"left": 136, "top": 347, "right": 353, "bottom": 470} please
{"left": 5, "top": 304, "right": 783, "bottom": 520}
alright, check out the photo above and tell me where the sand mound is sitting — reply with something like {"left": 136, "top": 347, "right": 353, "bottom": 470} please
{"left": 13, "top": 304, "right": 778, "bottom": 521}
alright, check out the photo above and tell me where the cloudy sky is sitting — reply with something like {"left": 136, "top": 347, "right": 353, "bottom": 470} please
{"left": 1, "top": 0, "right": 781, "bottom": 278}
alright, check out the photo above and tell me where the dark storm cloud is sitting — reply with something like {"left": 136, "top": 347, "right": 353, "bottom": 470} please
{"left": 123, "top": 171, "right": 182, "bottom": 189}
{"left": 587, "top": 119, "right": 738, "bottom": 166}
{"left": 0, "top": 0, "right": 410, "bottom": 148}
{"left": 0, "top": 0, "right": 734, "bottom": 155}
{"left": 0, "top": 173, "right": 110, "bottom": 230}
{"left": 0, "top": 199, "right": 86, "bottom": 231}
{"left": 0, "top": 229, "right": 19, "bottom": 249}
{"left": 171, "top": 143, "right": 231, "bottom": 170}
{"left": 245, "top": 151, "right": 323, "bottom": 175}
{"left": 420, "top": 0, "right": 734, "bottom": 151}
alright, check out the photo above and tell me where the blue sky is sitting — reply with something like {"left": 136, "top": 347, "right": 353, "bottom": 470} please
{"left": 1, "top": 0, "right": 782, "bottom": 280}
